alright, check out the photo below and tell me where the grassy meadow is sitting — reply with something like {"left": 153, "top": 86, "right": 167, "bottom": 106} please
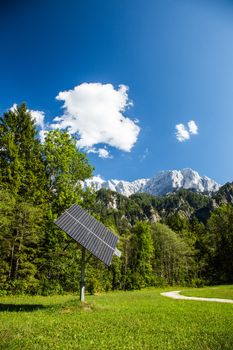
{"left": 0, "top": 286, "right": 232, "bottom": 350}
{"left": 181, "top": 285, "right": 233, "bottom": 300}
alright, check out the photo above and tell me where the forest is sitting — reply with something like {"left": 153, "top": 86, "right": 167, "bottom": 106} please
{"left": 0, "top": 104, "right": 233, "bottom": 295}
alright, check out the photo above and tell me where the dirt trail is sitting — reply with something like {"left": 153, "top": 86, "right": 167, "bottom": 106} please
{"left": 161, "top": 290, "right": 233, "bottom": 304}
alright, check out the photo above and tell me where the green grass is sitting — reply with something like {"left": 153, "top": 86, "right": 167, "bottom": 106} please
{"left": 0, "top": 286, "right": 233, "bottom": 350}
{"left": 180, "top": 285, "right": 233, "bottom": 300}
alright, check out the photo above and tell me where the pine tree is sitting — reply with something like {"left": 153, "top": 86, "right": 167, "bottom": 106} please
{"left": 0, "top": 190, "right": 15, "bottom": 287}
{"left": 0, "top": 103, "right": 47, "bottom": 204}
{"left": 0, "top": 189, "right": 43, "bottom": 292}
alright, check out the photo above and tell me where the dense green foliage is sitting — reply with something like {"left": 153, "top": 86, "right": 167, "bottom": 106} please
{"left": 0, "top": 103, "right": 233, "bottom": 294}
{"left": 207, "top": 205, "right": 233, "bottom": 283}
{"left": 0, "top": 104, "right": 95, "bottom": 294}
{"left": 0, "top": 286, "right": 233, "bottom": 350}
{"left": 94, "top": 186, "right": 233, "bottom": 289}
{"left": 151, "top": 223, "right": 195, "bottom": 285}
{"left": 0, "top": 103, "right": 47, "bottom": 202}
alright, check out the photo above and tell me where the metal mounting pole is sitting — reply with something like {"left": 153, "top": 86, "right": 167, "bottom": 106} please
{"left": 80, "top": 247, "right": 86, "bottom": 302}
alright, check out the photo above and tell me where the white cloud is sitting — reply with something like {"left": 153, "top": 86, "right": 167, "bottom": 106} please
{"left": 175, "top": 123, "right": 190, "bottom": 142}
{"left": 51, "top": 83, "right": 140, "bottom": 152}
{"left": 30, "top": 110, "right": 45, "bottom": 128}
{"left": 10, "top": 103, "right": 17, "bottom": 112}
{"left": 98, "top": 148, "right": 112, "bottom": 159}
{"left": 86, "top": 147, "right": 112, "bottom": 159}
{"left": 188, "top": 120, "right": 198, "bottom": 135}
{"left": 175, "top": 120, "right": 198, "bottom": 142}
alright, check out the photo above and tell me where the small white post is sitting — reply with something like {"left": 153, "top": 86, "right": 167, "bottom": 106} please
{"left": 80, "top": 247, "right": 86, "bottom": 302}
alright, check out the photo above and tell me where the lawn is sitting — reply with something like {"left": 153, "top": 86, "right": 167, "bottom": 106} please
{"left": 0, "top": 286, "right": 232, "bottom": 350}
{"left": 180, "top": 285, "right": 233, "bottom": 300}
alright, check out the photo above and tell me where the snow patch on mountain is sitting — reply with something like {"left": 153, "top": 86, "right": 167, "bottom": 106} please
{"left": 82, "top": 169, "right": 220, "bottom": 197}
{"left": 82, "top": 175, "right": 148, "bottom": 197}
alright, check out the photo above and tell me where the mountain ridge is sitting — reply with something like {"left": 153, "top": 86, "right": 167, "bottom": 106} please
{"left": 82, "top": 168, "right": 220, "bottom": 197}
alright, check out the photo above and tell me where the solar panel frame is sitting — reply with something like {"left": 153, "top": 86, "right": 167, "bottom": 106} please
{"left": 55, "top": 204, "right": 118, "bottom": 266}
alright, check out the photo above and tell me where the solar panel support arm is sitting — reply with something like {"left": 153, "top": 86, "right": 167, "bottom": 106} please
{"left": 80, "top": 246, "right": 86, "bottom": 302}
{"left": 84, "top": 252, "right": 93, "bottom": 264}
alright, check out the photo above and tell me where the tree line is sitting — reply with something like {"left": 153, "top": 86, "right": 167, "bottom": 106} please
{"left": 0, "top": 103, "right": 232, "bottom": 294}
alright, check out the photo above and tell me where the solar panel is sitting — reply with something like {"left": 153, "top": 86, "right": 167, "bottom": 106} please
{"left": 55, "top": 204, "right": 119, "bottom": 266}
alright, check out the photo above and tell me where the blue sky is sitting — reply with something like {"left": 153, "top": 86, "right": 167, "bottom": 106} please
{"left": 1, "top": 0, "right": 233, "bottom": 184}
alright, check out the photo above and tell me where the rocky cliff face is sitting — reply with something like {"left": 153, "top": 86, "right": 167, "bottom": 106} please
{"left": 82, "top": 169, "right": 220, "bottom": 197}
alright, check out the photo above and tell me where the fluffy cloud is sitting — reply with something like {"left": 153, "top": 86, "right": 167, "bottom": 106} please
{"left": 86, "top": 147, "right": 112, "bottom": 159}
{"left": 188, "top": 120, "right": 198, "bottom": 135}
{"left": 175, "top": 120, "right": 198, "bottom": 142}
{"left": 30, "top": 110, "right": 45, "bottom": 128}
{"left": 51, "top": 83, "right": 140, "bottom": 152}
{"left": 175, "top": 123, "right": 190, "bottom": 142}
{"left": 98, "top": 148, "right": 111, "bottom": 158}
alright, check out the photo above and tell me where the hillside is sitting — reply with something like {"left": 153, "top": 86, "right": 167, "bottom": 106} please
{"left": 95, "top": 182, "right": 233, "bottom": 229}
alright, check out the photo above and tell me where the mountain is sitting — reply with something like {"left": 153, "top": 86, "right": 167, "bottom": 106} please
{"left": 213, "top": 182, "right": 233, "bottom": 206}
{"left": 94, "top": 180, "right": 233, "bottom": 230}
{"left": 95, "top": 188, "right": 212, "bottom": 226}
{"left": 83, "top": 176, "right": 148, "bottom": 197}
{"left": 82, "top": 168, "right": 220, "bottom": 197}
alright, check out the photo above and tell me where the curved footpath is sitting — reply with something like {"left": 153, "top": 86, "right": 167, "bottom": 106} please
{"left": 161, "top": 291, "right": 233, "bottom": 304}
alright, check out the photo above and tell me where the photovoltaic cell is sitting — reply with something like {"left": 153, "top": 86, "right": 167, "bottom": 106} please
{"left": 55, "top": 204, "right": 118, "bottom": 266}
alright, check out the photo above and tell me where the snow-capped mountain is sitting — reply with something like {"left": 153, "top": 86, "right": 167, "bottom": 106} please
{"left": 83, "top": 176, "right": 148, "bottom": 197}
{"left": 82, "top": 169, "right": 220, "bottom": 197}
{"left": 143, "top": 169, "right": 220, "bottom": 196}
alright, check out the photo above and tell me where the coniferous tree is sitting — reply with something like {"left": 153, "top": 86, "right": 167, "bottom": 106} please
{"left": 0, "top": 190, "right": 15, "bottom": 287}
{"left": 0, "top": 104, "right": 47, "bottom": 292}
{"left": 0, "top": 189, "right": 43, "bottom": 292}
{"left": 0, "top": 103, "right": 47, "bottom": 204}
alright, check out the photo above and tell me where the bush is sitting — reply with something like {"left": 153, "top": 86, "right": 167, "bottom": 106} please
{"left": 190, "top": 278, "right": 205, "bottom": 288}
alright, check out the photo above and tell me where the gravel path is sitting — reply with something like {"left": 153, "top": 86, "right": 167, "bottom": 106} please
{"left": 161, "top": 290, "right": 233, "bottom": 304}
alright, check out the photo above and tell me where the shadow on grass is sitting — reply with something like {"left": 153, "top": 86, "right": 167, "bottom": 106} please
{"left": 0, "top": 304, "right": 47, "bottom": 312}
{"left": 0, "top": 298, "right": 98, "bottom": 313}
